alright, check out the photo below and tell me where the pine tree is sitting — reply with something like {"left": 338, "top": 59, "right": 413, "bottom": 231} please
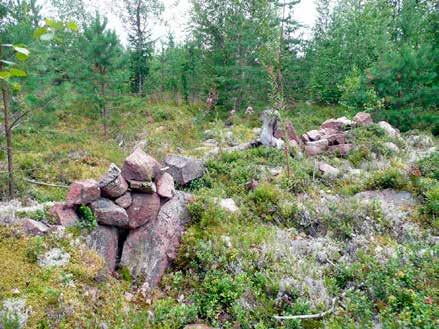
{"left": 80, "top": 13, "right": 125, "bottom": 136}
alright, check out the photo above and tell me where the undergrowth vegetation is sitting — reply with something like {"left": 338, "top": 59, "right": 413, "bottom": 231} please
{"left": 0, "top": 103, "right": 438, "bottom": 328}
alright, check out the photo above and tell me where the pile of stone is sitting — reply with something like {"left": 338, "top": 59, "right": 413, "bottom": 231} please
{"left": 50, "top": 149, "right": 204, "bottom": 290}
{"left": 261, "top": 110, "right": 400, "bottom": 157}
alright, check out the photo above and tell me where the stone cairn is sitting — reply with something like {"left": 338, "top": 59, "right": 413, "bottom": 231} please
{"left": 260, "top": 110, "right": 399, "bottom": 157}
{"left": 50, "top": 149, "right": 204, "bottom": 291}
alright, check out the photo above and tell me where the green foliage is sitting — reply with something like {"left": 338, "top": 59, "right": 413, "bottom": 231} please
{"left": 1, "top": 314, "right": 20, "bottom": 329}
{"left": 333, "top": 244, "right": 438, "bottom": 328}
{"left": 339, "top": 67, "right": 384, "bottom": 111}
{"left": 366, "top": 168, "right": 408, "bottom": 190}
{"left": 77, "top": 205, "right": 97, "bottom": 231}
{"left": 417, "top": 153, "right": 439, "bottom": 180}
{"left": 25, "top": 236, "right": 44, "bottom": 263}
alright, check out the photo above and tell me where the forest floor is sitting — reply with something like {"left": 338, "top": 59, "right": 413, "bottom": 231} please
{"left": 0, "top": 101, "right": 438, "bottom": 329}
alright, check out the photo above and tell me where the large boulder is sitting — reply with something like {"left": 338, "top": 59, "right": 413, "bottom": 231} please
{"left": 99, "top": 164, "right": 128, "bottom": 198}
{"left": 50, "top": 203, "right": 79, "bottom": 227}
{"left": 120, "top": 192, "right": 191, "bottom": 290}
{"left": 156, "top": 173, "right": 175, "bottom": 199}
{"left": 165, "top": 155, "right": 204, "bottom": 185}
{"left": 353, "top": 112, "right": 373, "bottom": 126}
{"left": 126, "top": 193, "right": 161, "bottom": 229}
{"left": 90, "top": 198, "right": 129, "bottom": 227}
{"left": 121, "top": 149, "right": 161, "bottom": 181}
{"left": 86, "top": 225, "right": 119, "bottom": 271}
{"left": 67, "top": 179, "right": 100, "bottom": 206}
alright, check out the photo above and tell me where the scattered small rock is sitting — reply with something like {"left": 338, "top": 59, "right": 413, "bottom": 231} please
{"left": 384, "top": 142, "right": 399, "bottom": 153}
{"left": 22, "top": 218, "right": 49, "bottom": 236}
{"left": 218, "top": 198, "right": 239, "bottom": 213}
{"left": 319, "top": 163, "right": 340, "bottom": 178}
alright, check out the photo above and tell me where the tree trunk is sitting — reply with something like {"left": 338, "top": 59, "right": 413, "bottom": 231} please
{"left": 1, "top": 87, "right": 14, "bottom": 198}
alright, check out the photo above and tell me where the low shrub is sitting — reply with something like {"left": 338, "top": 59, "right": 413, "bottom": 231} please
{"left": 76, "top": 205, "right": 97, "bottom": 231}
{"left": 366, "top": 168, "right": 408, "bottom": 190}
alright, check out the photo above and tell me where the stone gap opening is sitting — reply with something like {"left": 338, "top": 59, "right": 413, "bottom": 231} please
{"left": 116, "top": 228, "right": 129, "bottom": 269}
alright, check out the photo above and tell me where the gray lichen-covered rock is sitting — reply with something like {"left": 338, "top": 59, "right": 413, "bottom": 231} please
{"left": 120, "top": 192, "right": 191, "bottom": 290}
{"left": 90, "top": 198, "right": 129, "bottom": 227}
{"left": 319, "top": 162, "right": 340, "bottom": 178}
{"left": 86, "top": 225, "right": 119, "bottom": 270}
{"left": 165, "top": 155, "right": 204, "bottom": 185}
{"left": 99, "top": 164, "right": 128, "bottom": 198}
{"left": 126, "top": 193, "right": 161, "bottom": 229}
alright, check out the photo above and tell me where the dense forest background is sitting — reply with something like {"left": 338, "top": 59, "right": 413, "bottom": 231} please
{"left": 1, "top": 0, "right": 438, "bottom": 132}
{"left": 0, "top": 0, "right": 437, "bottom": 195}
